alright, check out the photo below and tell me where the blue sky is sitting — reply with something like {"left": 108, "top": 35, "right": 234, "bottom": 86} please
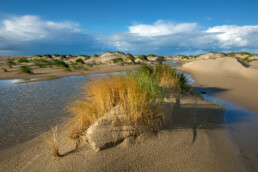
{"left": 0, "top": 0, "right": 258, "bottom": 55}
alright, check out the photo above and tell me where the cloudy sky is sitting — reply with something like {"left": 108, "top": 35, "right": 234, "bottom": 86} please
{"left": 0, "top": 0, "right": 258, "bottom": 55}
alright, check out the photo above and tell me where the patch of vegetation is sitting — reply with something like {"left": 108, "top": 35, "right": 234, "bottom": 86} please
{"left": 153, "top": 64, "right": 190, "bottom": 92}
{"left": 147, "top": 54, "right": 157, "bottom": 57}
{"left": 71, "top": 64, "right": 77, "bottom": 69}
{"left": 94, "top": 54, "right": 99, "bottom": 58}
{"left": 34, "top": 62, "right": 45, "bottom": 68}
{"left": 125, "top": 57, "right": 135, "bottom": 64}
{"left": 7, "top": 60, "right": 16, "bottom": 68}
{"left": 86, "top": 63, "right": 93, "bottom": 67}
{"left": 18, "top": 58, "right": 29, "bottom": 63}
{"left": 66, "top": 63, "right": 190, "bottom": 148}
{"left": 53, "top": 60, "right": 69, "bottom": 68}
{"left": 64, "top": 68, "right": 72, "bottom": 72}
{"left": 236, "top": 57, "right": 250, "bottom": 67}
{"left": 158, "top": 56, "right": 165, "bottom": 61}
{"left": 182, "top": 55, "right": 189, "bottom": 59}
{"left": 84, "top": 67, "right": 88, "bottom": 71}
{"left": 2, "top": 68, "right": 7, "bottom": 72}
{"left": 112, "top": 58, "right": 124, "bottom": 64}
{"left": 20, "top": 66, "right": 33, "bottom": 74}
{"left": 138, "top": 55, "right": 148, "bottom": 60}
{"left": 92, "top": 60, "right": 97, "bottom": 65}
{"left": 43, "top": 54, "right": 52, "bottom": 58}
{"left": 75, "top": 58, "right": 85, "bottom": 64}
{"left": 43, "top": 126, "right": 60, "bottom": 157}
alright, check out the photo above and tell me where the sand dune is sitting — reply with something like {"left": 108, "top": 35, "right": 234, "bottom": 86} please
{"left": 183, "top": 57, "right": 258, "bottom": 79}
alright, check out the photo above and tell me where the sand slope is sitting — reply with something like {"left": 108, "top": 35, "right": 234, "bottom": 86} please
{"left": 0, "top": 94, "right": 247, "bottom": 172}
{"left": 183, "top": 57, "right": 258, "bottom": 79}
{"left": 180, "top": 57, "right": 258, "bottom": 113}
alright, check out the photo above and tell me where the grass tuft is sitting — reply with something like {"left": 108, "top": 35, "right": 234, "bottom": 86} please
{"left": 75, "top": 58, "right": 85, "bottom": 64}
{"left": 2, "top": 68, "right": 7, "bottom": 72}
{"left": 20, "top": 66, "right": 33, "bottom": 74}
{"left": 7, "top": 60, "right": 15, "bottom": 68}
{"left": 18, "top": 58, "right": 29, "bottom": 63}
{"left": 53, "top": 60, "right": 69, "bottom": 68}
{"left": 43, "top": 126, "right": 61, "bottom": 157}
{"left": 66, "top": 64, "right": 190, "bottom": 143}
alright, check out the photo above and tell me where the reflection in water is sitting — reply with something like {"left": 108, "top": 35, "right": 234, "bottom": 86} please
{"left": 163, "top": 61, "right": 180, "bottom": 67}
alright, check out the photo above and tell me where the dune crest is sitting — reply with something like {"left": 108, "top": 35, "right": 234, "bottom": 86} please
{"left": 183, "top": 57, "right": 258, "bottom": 79}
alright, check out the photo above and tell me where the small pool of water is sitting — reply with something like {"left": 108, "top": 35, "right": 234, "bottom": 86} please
{"left": 163, "top": 61, "right": 180, "bottom": 67}
{"left": 0, "top": 74, "right": 104, "bottom": 151}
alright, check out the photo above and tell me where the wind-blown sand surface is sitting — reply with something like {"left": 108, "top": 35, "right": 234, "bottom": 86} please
{"left": 180, "top": 57, "right": 258, "bottom": 114}
{"left": 180, "top": 57, "right": 258, "bottom": 171}
{"left": 0, "top": 92, "right": 247, "bottom": 171}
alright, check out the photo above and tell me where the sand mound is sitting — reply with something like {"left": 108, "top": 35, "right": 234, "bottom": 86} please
{"left": 97, "top": 52, "right": 127, "bottom": 63}
{"left": 196, "top": 52, "right": 225, "bottom": 60}
{"left": 183, "top": 57, "right": 258, "bottom": 79}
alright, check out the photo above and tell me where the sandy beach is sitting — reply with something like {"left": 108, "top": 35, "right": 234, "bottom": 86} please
{"left": 0, "top": 92, "right": 248, "bottom": 172}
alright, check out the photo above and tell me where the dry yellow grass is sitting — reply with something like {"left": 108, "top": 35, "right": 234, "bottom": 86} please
{"left": 66, "top": 64, "right": 189, "bottom": 144}
{"left": 154, "top": 64, "right": 190, "bottom": 92}
{"left": 43, "top": 126, "right": 60, "bottom": 157}
{"left": 67, "top": 74, "right": 164, "bottom": 142}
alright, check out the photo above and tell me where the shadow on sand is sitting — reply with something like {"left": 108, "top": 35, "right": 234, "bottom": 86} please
{"left": 162, "top": 87, "right": 248, "bottom": 144}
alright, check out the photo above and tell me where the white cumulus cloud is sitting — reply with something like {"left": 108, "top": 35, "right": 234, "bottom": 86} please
{"left": 0, "top": 15, "right": 100, "bottom": 55}
{"left": 128, "top": 20, "right": 198, "bottom": 37}
{"left": 108, "top": 20, "right": 258, "bottom": 54}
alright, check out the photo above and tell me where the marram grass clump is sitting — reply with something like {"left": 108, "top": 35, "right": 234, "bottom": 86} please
{"left": 67, "top": 64, "right": 190, "bottom": 145}
{"left": 20, "top": 66, "right": 33, "bottom": 74}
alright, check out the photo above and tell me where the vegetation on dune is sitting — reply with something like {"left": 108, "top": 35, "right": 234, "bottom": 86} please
{"left": 94, "top": 54, "right": 99, "bottom": 58}
{"left": 86, "top": 63, "right": 93, "bottom": 67}
{"left": 138, "top": 55, "right": 148, "bottom": 60}
{"left": 20, "top": 66, "right": 33, "bottom": 74}
{"left": 67, "top": 64, "right": 190, "bottom": 145}
{"left": 18, "top": 58, "right": 29, "bottom": 63}
{"left": 53, "top": 60, "right": 69, "bottom": 68}
{"left": 75, "top": 58, "right": 85, "bottom": 64}
{"left": 2, "top": 68, "right": 7, "bottom": 72}
{"left": 64, "top": 68, "right": 72, "bottom": 72}
{"left": 43, "top": 54, "right": 52, "bottom": 58}
{"left": 43, "top": 126, "right": 61, "bottom": 157}
{"left": 34, "top": 62, "right": 45, "bottom": 68}
{"left": 182, "top": 55, "right": 189, "bottom": 59}
{"left": 236, "top": 57, "right": 250, "bottom": 67}
{"left": 158, "top": 56, "right": 165, "bottom": 61}
{"left": 6, "top": 60, "right": 16, "bottom": 68}
{"left": 112, "top": 58, "right": 124, "bottom": 64}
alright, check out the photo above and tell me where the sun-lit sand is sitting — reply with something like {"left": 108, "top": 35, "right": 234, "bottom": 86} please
{"left": 1, "top": 52, "right": 257, "bottom": 171}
